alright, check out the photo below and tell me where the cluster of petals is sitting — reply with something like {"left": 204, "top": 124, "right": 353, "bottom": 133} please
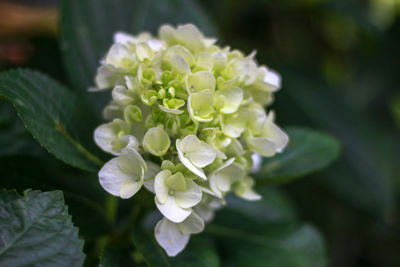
{"left": 92, "top": 24, "right": 288, "bottom": 256}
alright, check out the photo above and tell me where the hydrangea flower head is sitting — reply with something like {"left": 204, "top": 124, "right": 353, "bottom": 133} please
{"left": 92, "top": 24, "right": 288, "bottom": 256}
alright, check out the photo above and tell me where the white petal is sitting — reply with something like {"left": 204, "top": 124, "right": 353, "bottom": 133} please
{"left": 187, "top": 71, "right": 216, "bottom": 93}
{"left": 187, "top": 142, "right": 216, "bottom": 168}
{"left": 246, "top": 136, "right": 276, "bottom": 157}
{"left": 155, "top": 195, "right": 192, "bottom": 223}
{"left": 94, "top": 123, "right": 117, "bottom": 155}
{"left": 105, "top": 43, "right": 132, "bottom": 69}
{"left": 250, "top": 153, "right": 262, "bottom": 173}
{"left": 209, "top": 175, "right": 222, "bottom": 198}
{"left": 263, "top": 120, "right": 289, "bottom": 153}
{"left": 147, "top": 39, "right": 165, "bottom": 52}
{"left": 217, "top": 86, "right": 243, "bottom": 114}
{"left": 239, "top": 189, "right": 262, "bottom": 201}
{"left": 143, "top": 161, "right": 161, "bottom": 193}
{"left": 178, "top": 212, "right": 204, "bottom": 234}
{"left": 154, "top": 170, "right": 171, "bottom": 204}
{"left": 264, "top": 69, "right": 281, "bottom": 91}
{"left": 170, "top": 54, "right": 190, "bottom": 73}
{"left": 119, "top": 180, "right": 143, "bottom": 199}
{"left": 94, "top": 120, "right": 131, "bottom": 155}
{"left": 119, "top": 135, "right": 140, "bottom": 151}
{"left": 176, "top": 139, "right": 207, "bottom": 180}
{"left": 221, "top": 109, "right": 249, "bottom": 138}
{"left": 175, "top": 180, "right": 202, "bottom": 208}
{"left": 114, "top": 32, "right": 137, "bottom": 45}
{"left": 99, "top": 158, "right": 141, "bottom": 198}
{"left": 155, "top": 218, "right": 190, "bottom": 257}
{"left": 94, "top": 66, "right": 119, "bottom": 90}
{"left": 209, "top": 160, "right": 245, "bottom": 196}
{"left": 179, "top": 135, "right": 201, "bottom": 153}
{"left": 119, "top": 147, "right": 147, "bottom": 174}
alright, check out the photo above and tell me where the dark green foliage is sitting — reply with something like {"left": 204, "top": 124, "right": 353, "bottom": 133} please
{"left": 0, "top": 190, "right": 85, "bottom": 267}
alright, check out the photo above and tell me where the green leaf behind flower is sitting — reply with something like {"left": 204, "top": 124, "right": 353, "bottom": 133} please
{"left": 226, "top": 186, "right": 298, "bottom": 223}
{"left": 0, "top": 155, "right": 111, "bottom": 239}
{"left": 0, "top": 190, "right": 85, "bottom": 267}
{"left": 256, "top": 127, "right": 341, "bottom": 185}
{"left": 207, "top": 210, "right": 327, "bottom": 267}
{"left": 0, "top": 69, "right": 103, "bottom": 172}
{"left": 60, "top": 0, "right": 217, "bottom": 117}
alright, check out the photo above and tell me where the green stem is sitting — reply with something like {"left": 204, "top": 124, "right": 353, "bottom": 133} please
{"left": 105, "top": 195, "right": 118, "bottom": 224}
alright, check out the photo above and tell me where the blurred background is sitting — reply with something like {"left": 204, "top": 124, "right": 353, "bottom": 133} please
{"left": 0, "top": 0, "right": 399, "bottom": 266}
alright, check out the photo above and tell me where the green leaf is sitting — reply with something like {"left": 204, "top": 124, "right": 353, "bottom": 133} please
{"left": 226, "top": 186, "right": 297, "bottom": 223}
{"left": 0, "top": 103, "right": 44, "bottom": 157}
{"left": 280, "top": 70, "right": 395, "bottom": 219}
{"left": 0, "top": 155, "right": 111, "bottom": 239}
{"left": 99, "top": 248, "right": 136, "bottom": 267}
{"left": 0, "top": 190, "right": 85, "bottom": 266}
{"left": 256, "top": 127, "right": 340, "bottom": 185}
{"left": 60, "top": 0, "right": 217, "bottom": 116}
{"left": 207, "top": 210, "right": 327, "bottom": 267}
{"left": 0, "top": 69, "right": 103, "bottom": 172}
{"left": 131, "top": 228, "right": 220, "bottom": 267}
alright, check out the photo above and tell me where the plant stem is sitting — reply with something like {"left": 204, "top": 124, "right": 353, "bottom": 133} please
{"left": 105, "top": 195, "right": 118, "bottom": 224}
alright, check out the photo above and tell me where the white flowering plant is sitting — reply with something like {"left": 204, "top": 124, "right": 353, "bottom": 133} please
{"left": 92, "top": 24, "right": 288, "bottom": 256}
{"left": 0, "top": 1, "right": 340, "bottom": 266}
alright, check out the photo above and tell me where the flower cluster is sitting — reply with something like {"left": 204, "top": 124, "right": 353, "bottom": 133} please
{"left": 92, "top": 24, "right": 289, "bottom": 256}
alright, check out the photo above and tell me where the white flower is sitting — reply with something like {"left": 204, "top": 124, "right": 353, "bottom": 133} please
{"left": 94, "top": 119, "right": 138, "bottom": 155}
{"left": 154, "top": 170, "right": 202, "bottom": 223}
{"left": 155, "top": 212, "right": 204, "bottom": 257}
{"left": 244, "top": 111, "right": 289, "bottom": 156}
{"left": 99, "top": 147, "right": 148, "bottom": 198}
{"left": 209, "top": 158, "right": 246, "bottom": 198}
{"left": 176, "top": 134, "right": 216, "bottom": 180}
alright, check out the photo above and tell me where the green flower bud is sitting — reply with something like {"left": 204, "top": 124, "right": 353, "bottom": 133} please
{"left": 143, "top": 126, "right": 171, "bottom": 156}
{"left": 124, "top": 105, "right": 142, "bottom": 123}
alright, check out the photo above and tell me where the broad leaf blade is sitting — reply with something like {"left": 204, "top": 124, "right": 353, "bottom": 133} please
{"left": 0, "top": 103, "right": 44, "bottom": 157}
{"left": 0, "top": 155, "right": 111, "bottom": 239}
{"left": 60, "top": 0, "right": 217, "bottom": 116}
{"left": 208, "top": 210, "right": 327, "bottom": 267}
{"left": 0, "top": 190, "right": 85, "bottom": 267}
{"left": 256, "top": 127, "right": 340, "bottom": 185}
{"left": 226, "top": 186, "right": 297, "bottom": 223}
{"left": 0, "top": 69, "right": 103, "bottom": 171}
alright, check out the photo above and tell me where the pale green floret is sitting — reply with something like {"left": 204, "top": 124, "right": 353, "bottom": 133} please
{"left": 215, "top": 86, "right": 243, "bottom": 114}
{"left": 155, "top": 212, "right": 204, "bottom": 257}
{"left": 233, "top": 176, "right": 261, "bottom": 201}
{"left": 99, "top": 147, "right": 147, "bottom": 198}
{"left": 176, "top": 134, "right": 216, "bottom": 180}
{"left": 188, "top": 89, "right": 215, "bottom": 122}
{"left": 124, "top": 105, "right": 142, "bottom": 124}
{"left": 92, "top": 23, "right": 289, "bottom": 257}
{"left": 186, "top": 71, "right": 216, "bottom": 93}
{"left": 143, "top": 126, "right": 170, "bottom": 156}
{"left": 154, "top": 169, "right": 202, "bottom": 223}
{"left": 94, "top": 119, "right": 139, "bottom": 155}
